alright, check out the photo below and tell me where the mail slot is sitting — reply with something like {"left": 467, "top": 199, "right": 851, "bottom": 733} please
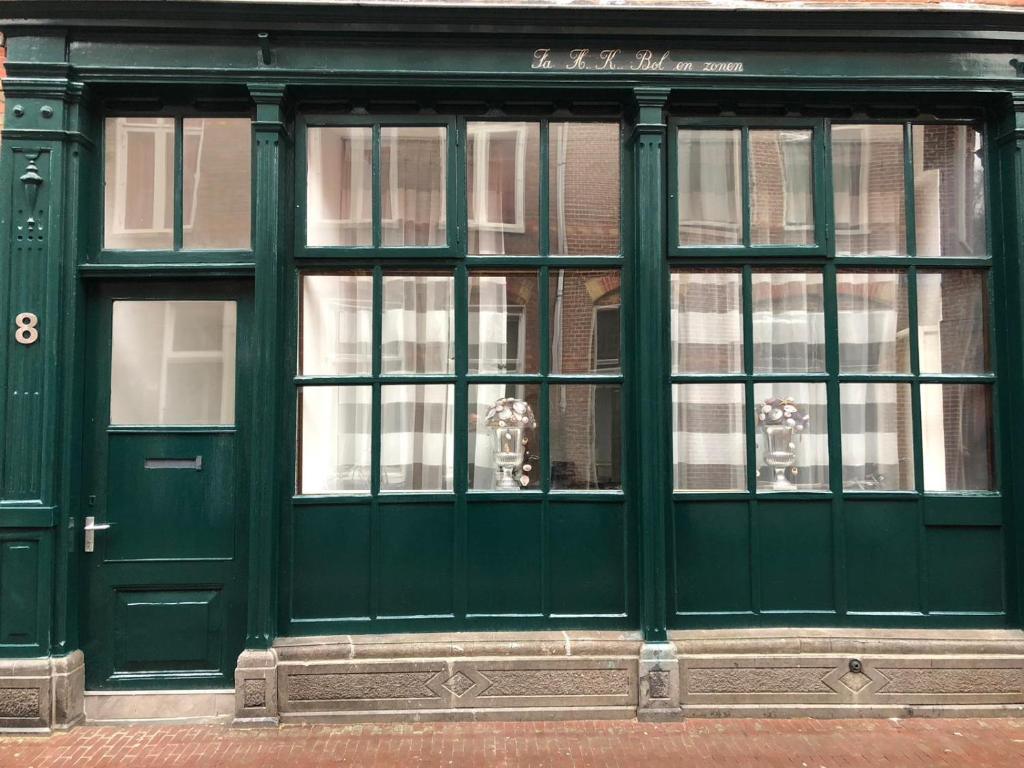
{"left": 144, "top": 456, "right": 203, "bottom": 471}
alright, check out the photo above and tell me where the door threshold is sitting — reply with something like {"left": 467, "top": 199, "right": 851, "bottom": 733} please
{"left": 84, "top": 689, "right": 235, "bottom": 725}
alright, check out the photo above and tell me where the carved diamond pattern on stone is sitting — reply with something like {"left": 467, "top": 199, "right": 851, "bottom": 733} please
{"left": 838, "top": 671, "right": 871, "bottom": 693}
{"left": 243, "top": 679, "right": 267, "bottom": 709}
{"left": 441, "top": 672, "right": 476, "bottom": 698}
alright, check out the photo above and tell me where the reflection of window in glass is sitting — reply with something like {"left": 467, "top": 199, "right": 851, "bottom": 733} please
{"left": 381, "top": 384, "right": 454, "bottom": 491}
{"left": 182, "top": 118, "right": 251, "bottom": 250}
{"left": 549, "top": 122, "right": 620, "bottom": 255}
{"left": 299, "top": 386, "right": 372, "bottom": 493}
{"left": 110, "top": 301, "right": 236, "bottom": 425}
{"left": 752, "top": 270, "right": 825, "bottom": 373}
{"left": 921, "top": 384, "right": 993, "bottom": 491}
{"left": 678, "top": 129, "right": 742, "bottom": 246}
{"left": 841, "top": 383, "right": 914, "bottom": 491}
{"left": 381, "top": 126, "right": 447, "bottom": 247}
{"left": 468, "top": 122, "right": 538, "bottom": 255}
{"left": 750, "top": 129, "right": 814, "bottom": 246}
{"left": 670, "top": 270, "right": 743, "bottom": 374}
{"left": 754, "top": 382, "right": 828, "bottom": 492}
{"left": 550, "top": 384, "right": 621, "bottom": 490}
{"left": 837, "top": 270, "right": 910, "bottom": 374}
{"left": 917, "top": 270, "right": 990, "bottom": 374}
{"left": 832, "top": 125, "right": 907, "bottom": 256}
{"left": 913, "top": 124, "right": 987, "bottom": 258}
{"left": 104, "top": 117, "right": 175, "bottom": 249}
{"left": 550, "top": 269, "right": 621, "bottom": 374}
{"left": 300, "top": 273, "right": 373, "bottom": 376}
{"left": 469, "top": 272, "right": 539, "bottom": 374}
{"left": 673, "top": 383, "right": 746, "bottom": 491}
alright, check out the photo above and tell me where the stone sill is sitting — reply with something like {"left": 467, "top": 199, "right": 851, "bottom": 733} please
{"left": 274, "top": 630, "right": 644, "bottom": 660}
{"left": 670, "top": 627, "right": 1024, "bottom": 655}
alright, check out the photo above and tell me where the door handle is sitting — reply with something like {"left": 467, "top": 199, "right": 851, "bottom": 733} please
{"left": 84, "top": 515, "right": 111, "bottom": 553}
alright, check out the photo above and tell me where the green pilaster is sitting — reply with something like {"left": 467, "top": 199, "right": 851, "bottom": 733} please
{"left": 631, "top": 87, "right": 671, "bottom": 643}
{"left": 0, "top": 31, "right": 80, "bottom": 657}
{"left": 995, "top": 94, "right": 1024, "bottom": 630}
{"left": 245, "top": 84, "right": 291, "bottom": 649}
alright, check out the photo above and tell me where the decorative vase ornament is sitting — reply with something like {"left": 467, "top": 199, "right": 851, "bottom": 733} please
{"left": 484, "top": 397, "right": 537, "bottom": 490}
{"left": 757, "top": 396, "right": 810, "bottom": 490}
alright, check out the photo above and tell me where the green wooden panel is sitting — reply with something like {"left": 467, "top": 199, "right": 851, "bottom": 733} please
{"left": 923, "top": 496, "right": 1003, "bottom": 527}
{"left": 114, "top": 588, "right": 223, "bottom": 673}
{"left": 105, "top": 433, "right": 236, "bottom": 561}
{"left": 0, "top": 539, "right": 39, "bottom": 646}
{"left": 845, "top": 501, "right": 920, "bottom": 614}
{"left": 290, "top": 505, "right": 371, "bottom": 621}
{"left": 758, "top": 501, "right": 833, "bottom": 613}
{"left": 926, "top": 526, "right": 1004, "bottom": 613}
{"left": 673, "top": 500, "right": 751, "bottom": 616}
{"left": 547, "top": 502, "right": 626, "bottom": 616}
{"left": 376, "top": 503, "right": 454, "bottom": 617}
{"left": 466, "top": 501, "right": 542, "bottom": 616}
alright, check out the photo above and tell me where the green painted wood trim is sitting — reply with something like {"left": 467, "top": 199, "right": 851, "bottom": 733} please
{"left": 245, "top": 83, "right": 290, "bottom": 650}
{"left": 631, "top": 86, "right": 671, "bottom": 643}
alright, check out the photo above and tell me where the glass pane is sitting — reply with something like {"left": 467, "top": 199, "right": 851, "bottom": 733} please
{"left": 672, "top": 383, "right": 746, "bottom": 491}
{"left": 917, "top": 269, "right": 990, "bottom": 374}
{"left": 549, "top": 122, "right": 620, "bottom": 255}
{"left": 104, "top": 117, "right": 174, "bottom": 250}
{"left": 750, "top": 129, "right": 814, "bottom": 246}
{"left": 841, "top": 382, "right": 914, "bottom": 491}
{"left": 469, "top": 271, "right": 540, "bottom": 374}
{"left": 913, "top": 124, "right": 986, "bottom": 258}
{"left": 670, "top": 270, "right": 742, "bottom": 374}
{"left": 832, "top": 124, "right": 907, "bottom": 256}
{"left": 381, "top": 126, "right": 447, "bottom": 247}
{"left": 755, "top": 382, "right": 828, "bottom": 492}
{"left": 300, "top": 273, "right": 373, "bottom": 376}
{"left": 110, "top": 300, "right": 236, "bottom": 425}
{"left": 298, "top": 386, "right": 371, "bottom": 493}
{"left": 677, "top": 129, "right": 742, "bottom": 246}
{"left": 468, "top": 384, "right": 540, "bottom": 490}
{"left": 182, "top": 118, "right": 251, "bottom": 250}
{"left": 467, "top": 122, "right": 540, "bottom": 255}
{"left": 381, "top": 273, "right": 454, "bottom": 374}
{"left": 550, "top": 385, "right": 621, "bottom": 490}
{"left": 381, "top": 384, "right": 454, "bottom": 491}
{"left": 921, "top": 384, "right": 994, "bottom": 491}
{"left": 837, "top": 269, "right": 910, "bottom": 373}
{"left": 549, "top": 269, "right": 621, "bottom": 374}
{"left": 307, "top": 127, "right": 373, "bottom": 247}
{"left": 752, "top": 270, "right": 825, "bottom": 373}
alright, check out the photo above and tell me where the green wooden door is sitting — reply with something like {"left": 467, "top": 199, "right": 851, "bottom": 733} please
{"left": 81, "top": 281, "right": 252, "bottom": 690}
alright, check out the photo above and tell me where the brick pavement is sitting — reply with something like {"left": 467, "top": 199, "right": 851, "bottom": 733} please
{"left": 2, "top": 718, "right": 1024, "bottom": 768}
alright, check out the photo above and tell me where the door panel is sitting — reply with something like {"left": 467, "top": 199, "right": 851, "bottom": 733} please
{"left": 82, "top": 281, "right": 251, "bottom": 690}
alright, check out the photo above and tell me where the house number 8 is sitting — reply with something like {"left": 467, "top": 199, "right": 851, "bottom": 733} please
{"left": 14, "top": 313, "right": 39, "bottom": 345}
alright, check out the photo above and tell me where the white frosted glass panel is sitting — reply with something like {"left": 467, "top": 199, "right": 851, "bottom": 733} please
{"left": 677, "top": 129, "right": 742, "bottom": 246}
{"left": 110, "top": 301, "right": 236, "bottom": 425}
{"left": 837, "top": 270, "right": 910, "bottom": 374}
{"left": 841, "top": 382, "right": 914, "bottom": 491}
{"left": 670, "top": 270, "right": 743, "bottom": 374}
{"left": 381, "top": 273, "right": 455, "bottom": 374}
{"left": 752, "top": 271, "right": 825, "bottom": 373}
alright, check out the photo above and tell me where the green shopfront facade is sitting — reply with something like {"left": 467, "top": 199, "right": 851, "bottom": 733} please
{"left": 2, "top": 0, "right": 1024, "bottom": 729}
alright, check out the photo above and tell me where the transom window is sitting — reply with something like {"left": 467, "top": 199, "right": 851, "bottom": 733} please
{"left": 103, "top": 116, "right": 252, "bottom": 251}
{"left": 670, "top": 119, "right": 993, "bottom": 495}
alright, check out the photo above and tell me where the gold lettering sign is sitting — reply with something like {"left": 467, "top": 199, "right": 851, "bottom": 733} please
{"left": 531, "top": 48, "right": 744, "bottom": 73}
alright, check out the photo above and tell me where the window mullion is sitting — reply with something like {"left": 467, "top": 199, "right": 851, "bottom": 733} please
{"left": 904, "top": 123, "right": 918, "bottom": 259}
{"left": 371, "top": 266, "right": 383, "bottom": 496}
{"left": 372, "top": 123, "right": 382, "bottom": 249}
{"left": 740, "top": 127, "right": 751, "bottom": 248}
{"left": 173, "top": 117, "right": 183, "bottom": 251}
